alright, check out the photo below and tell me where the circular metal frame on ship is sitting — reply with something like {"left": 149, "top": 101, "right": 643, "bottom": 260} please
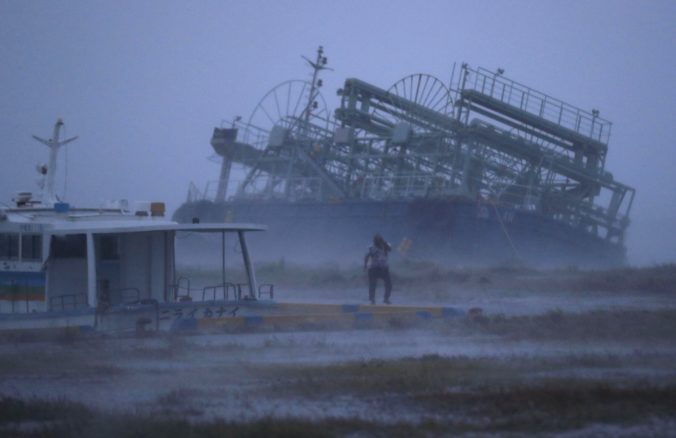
{"left": 369, "top": 73, "right": 453, "bottom": 134}
{"left": 245, "top": 79, "right": 330, "bottom": 148}
{"left": 388, "top": 74, "right": 453, "bottom": 114}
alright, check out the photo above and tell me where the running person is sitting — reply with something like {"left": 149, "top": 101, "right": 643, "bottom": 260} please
{"left": 363, "top": 234, "right": 392, "bottom": 304}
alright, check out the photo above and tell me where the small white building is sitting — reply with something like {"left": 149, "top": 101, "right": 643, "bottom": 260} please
{"left": 0, "top": 120, "right": 267, "bottom": 332}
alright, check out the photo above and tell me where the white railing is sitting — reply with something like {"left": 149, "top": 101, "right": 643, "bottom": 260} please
{"left": 464, "top": 67, "right": 612, "bottom": 144}
{"left": 360, "top": 175, "right": 456, "bottom": 200}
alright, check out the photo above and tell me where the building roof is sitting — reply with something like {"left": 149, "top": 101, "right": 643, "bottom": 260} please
{"left": 46, "top": 221, "right": 267, "bottom": 235}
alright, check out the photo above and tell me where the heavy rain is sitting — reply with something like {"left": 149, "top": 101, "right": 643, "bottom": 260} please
{"left": 1, "top": 1, "right": 675, "bottom": 436}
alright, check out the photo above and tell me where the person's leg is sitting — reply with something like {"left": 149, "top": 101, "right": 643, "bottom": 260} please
{"left": 383, "top": 268, "right": 392, "bottom": 303}
{"left": 368, "top": 268, "right": 377, "bottom": 304}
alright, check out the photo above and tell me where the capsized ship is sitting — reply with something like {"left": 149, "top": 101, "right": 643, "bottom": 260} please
{"left": 174, "top": 47, "right": 635, "bottom": 267}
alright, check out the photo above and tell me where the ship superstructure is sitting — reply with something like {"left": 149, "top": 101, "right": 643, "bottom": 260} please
{"left": 0, "top": 120, "right": 265, "bottom": 327}
{"left": 175, "top": 48, "right": 635, "bottom": 266}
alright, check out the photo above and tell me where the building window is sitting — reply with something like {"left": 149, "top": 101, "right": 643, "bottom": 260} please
{"left": 21, "top": 234, "right": 42, "bottom": 261}
{"left": 51, "top": 235, "right": 86, "bottom": 258}
{"left": 99, "top": 236, "right": 119, "bottom": 260}
{"left": 0, "top": 233, "right": 19, "bottom": 260}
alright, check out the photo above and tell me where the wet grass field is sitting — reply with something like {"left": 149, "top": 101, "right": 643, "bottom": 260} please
{"left": 1, "top": 264, "right": 676, "bottom": 436}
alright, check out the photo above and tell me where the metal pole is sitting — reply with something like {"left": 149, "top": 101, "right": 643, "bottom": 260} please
{"left": 215, "top": 158, "right": 232, "bottom": 203}
{"left": 32, "top": 119, "right": 78, "bottom": 205}
{"left": 221, "top": 231, "right": 226, "bottom": 289}
{"left": 86, "top": 233, "right": 97, "bottom": 308}
{"left": 304, "top": 46, "right": 324, "bottom": 126}
{"left": 238, "top": 230, "right": 257, "bottom": 299}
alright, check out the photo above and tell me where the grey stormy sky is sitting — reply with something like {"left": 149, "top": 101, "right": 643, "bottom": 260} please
{"left": 0, "top": 0, "right": 674, "bottom": 265}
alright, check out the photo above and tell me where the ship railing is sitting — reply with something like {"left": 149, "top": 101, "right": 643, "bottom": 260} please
{"left": 461, "top": 66, "right": 611, "bottom": 144}
{"left": 0, "top": 281, "right": 46, "bottom": 314}
{"left": 201, "top": 284, "right": 224, "bottom": 302}
{"left": 231, "top": 119, "right": 270, "bottom": 150}
{"left": 280, "top": 115, "right": 337, "bottom": 142}
{"left": 202, "top": 282, "right": 272, "bottom": 301}
{"left": 170, "top": 281, "right": 246, "bottom": 302}
{"left": 170, "top": 277, "right": 198, "bottom": 302}
{"left": 10, "top": 295, "right": 31, "bottom": 314}
{"left": 0, "top": 294, "right": 32, "bottom": 314}
{"left": 186, "top": 181, "right": 205, "bottom": 203}
{"left": 258, "top": 283, "right": 274, "bottom": 299}
{"left": 201, "top": 180, "right": 221, "bottom": 202}
{"left": 234, "top": 176, "right": 269, "bottom": 199}
{"left": 230, "top": 115, "right": 337, "bottom": 157}
{"left": 360, "top": 174, "right": 455, "bottom": 200}
{"left": 187, "top": 179, "right": 237, "bottom": 203}
{"left": 201, "top": 283, "right": 239, "bottom": 302}
{"left": 170, "top": 277, "right": 275, "bottom": 303}
{"left": 49, "top": 293, "right": 88, "bottom": 312}
{"left": 233, "top": 176, "right": 325, "bottom": 202}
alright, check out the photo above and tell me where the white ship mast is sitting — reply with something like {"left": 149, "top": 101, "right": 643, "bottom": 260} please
{"left": 32, "top": 118, "right": 78, "bottom": 206}
{"left": 301, "top": 45, "right": 330, "bottom": 126}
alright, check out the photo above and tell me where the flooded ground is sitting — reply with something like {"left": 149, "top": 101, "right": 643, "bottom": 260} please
{"left": 1, "top": 264, "right": 675, "bottom": 436}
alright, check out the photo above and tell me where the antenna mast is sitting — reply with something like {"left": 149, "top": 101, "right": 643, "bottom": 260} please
{"left": 302, "top": 46, "right": 330, "bottom": 126}
{"left": 32, "top": 118, "right": 78, "bottom": 205}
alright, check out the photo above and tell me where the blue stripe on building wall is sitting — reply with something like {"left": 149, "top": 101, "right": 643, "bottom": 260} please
{"left": 0, "top": 272, "right": 46, "bottom": 298}
{"left": 0, "top": 271, "right": 46, "bottom": 287}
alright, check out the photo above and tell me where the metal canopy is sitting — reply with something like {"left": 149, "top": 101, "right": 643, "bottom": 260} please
{"left": 45, "top": 222, "right": 267, "bottom": 235}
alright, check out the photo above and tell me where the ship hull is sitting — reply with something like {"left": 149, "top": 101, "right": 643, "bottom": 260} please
{"left": 173, "top": 199, "right": 625, "bottom": 268}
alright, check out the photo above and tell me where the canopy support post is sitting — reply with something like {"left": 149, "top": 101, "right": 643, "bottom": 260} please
{"left": 238, "top": 230, "right": 257, "bottom": 299}
{"left": 86, "top": 233, "right": 97, "bottom": 308}
{"left": 221, "top": 231, "right": 226, "bottom": 290}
